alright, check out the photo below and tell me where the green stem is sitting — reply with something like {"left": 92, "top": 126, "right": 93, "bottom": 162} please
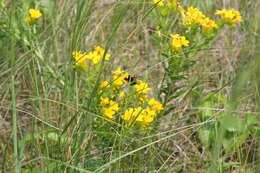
{"left": 10, "top": 1, "right": 19, "bottom": 172}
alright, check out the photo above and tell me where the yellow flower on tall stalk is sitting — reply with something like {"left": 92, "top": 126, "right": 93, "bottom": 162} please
{"left": 135, "top": 81, "right": 151, "bottom": 94}
{"left": 100, "top": 97, "right": 119, "bottom": 119}
{"left": 166, "top": 0, "right": 180, "bottom": 8}
{"left": 215, "top": 8, "right": 242, "bottom": 25}
{"left": 100, "top": 80, "right": 110, "bottom": 89}
{"left": 89, "top": 46, "right": 111, "bottom": 65}
{"left": 24, "top": 9, "right": 42, "bottom": 23}
{"left": 153, "top": 0, "right": 164, "bottom": 7}
{"left": 139, "top": 94, "right": 148, "bottom": 103}
{"left": 72, "top": 51, "right": 88, "bottom": 68}
{"left": 29, "top": 9, "right": 42, "bottom": 19}
{"left": 200, "top": 17, "right": 218, "bottom": 32}
{"left": 72, "top": 46, "right": 110, "bottom": 68}
{"left": 100, "top": 97, "right": 110, "bottom": 106}
{"left": 170, "top": 34, "right": 189, "bottom": 52}
{"left": 113, "top": 68, "right": 124, "bottom": 76}
{"left": 182, "top": 7, "right": 206, "bottom": 26}
{"left": 148, "top": 98, "right": 164, "bottom": 112}
{"left": 119, "top": 92, "right": 125, "bottom": 99}
{"left": 141, "top": 108, "right": 157, "bottom": 126}
{"left": 153, "top": 0, "right": 181, "bottom": 9}
{"left": 112, "top": 71, "right": 129, "bottom": 89}
{"left": 121, "top": 107, "right": 158, "bottom": 127}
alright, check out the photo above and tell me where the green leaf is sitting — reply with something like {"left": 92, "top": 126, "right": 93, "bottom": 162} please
{"left": 220, "top": 114, "right": 243, "bottom": 133}
{"left": 198, "top": 128, "right": 211, "bottom": 148}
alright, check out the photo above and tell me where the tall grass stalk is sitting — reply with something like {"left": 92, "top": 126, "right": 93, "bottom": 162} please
{"left": 9, "top": 1, "right": 19, "bottom": 172}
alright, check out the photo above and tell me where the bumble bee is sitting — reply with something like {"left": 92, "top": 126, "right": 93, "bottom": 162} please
{"left": 124, "top": 75, "right": 139, "bottom": 85}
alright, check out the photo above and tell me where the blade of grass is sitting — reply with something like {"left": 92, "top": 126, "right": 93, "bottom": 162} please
{"left": 9, "top": 1, "right": 19, "bottom": 172}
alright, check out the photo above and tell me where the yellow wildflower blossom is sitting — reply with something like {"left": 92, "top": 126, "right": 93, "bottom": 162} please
{"left": 215, "top": 8, "right": 242, "bottom": 25}
{"left": 148, "top": 98, "right": 164, "bottom": 112}
{"left": 109, "top": 101, "right": 119, "bottom": 112}
{"left": 165, "top": 0, "right": 180, "bottom": 8}
{"left": 121, "top": 107, "right": 143, "bottom": 122}
{"left": 153, "top": 0, "right": 164, "bottom": 7}
{"left": 72, "top": 51, "right": 88, "bottom": 68}
{"left": 94, "top": 46, "right": 111, "bottom": 60}
{"left": 182, "top": 7, "right": 206, "bottom": 26}
{"left": 29, "top": 9, "right": 42, "bottom": 19}
{"left": 100, "top": 97, "right": 110, "bottom": 106}
{"left": 100, "top": 80, "right": 109, "bottom": 88}
{"left": 113, "top": 72, "right": 129, "bottom": 88}
{"left": 72, "top": 46, "right": 110, "bottom": 67}
{"left": 135, "top": 81, "right": 151, "bottom": 94}
{"left": 170, "top": 34, "right": 189, "bottom": 52}
{"left": 119, "top": 92, "right": 125, "bottom": 99}
{"left": 121, "top": 107, "right": 158, "bottom": 127}
{"left": 121, "top": 108, "right": 133, "bottom": 121}
{"left": 113, "top": 68, "right": 124, "bottom": 76}
{"left": 103, "top": 107, "right": 116, "bottom": 119}
{"left": 100, "top": 98, "right": 119, "bottom": 119}
{"left": 139, "top": 94, "right": 148, "bottom": 103}
{"left": 140, "top": 108, "right": 157, "bottom": 126}
{"left": 200, "top": 17, "right": 218, "bottom": 32}
{"left": 24, "top": 9, "right": 42, "bottom": 23}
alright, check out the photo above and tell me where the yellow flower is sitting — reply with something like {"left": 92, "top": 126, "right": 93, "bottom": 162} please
{"left": 103, "top": 107, "right": 116, "bottom": 119}
{"left": 109, "top": 100, "right": 119, "bottom": 112}
{"left": 100, "top": 98, "right": 119, "bottom": 119}
{"left": 182, "top": 7, "right": 205, "bottom": 26}
{"left": 29, "top": 9, "right": 42, "bottom": 19}
{"left": 72, "top": 46, "right": 110, "bottom": 67}
{"left": 215, "top": 8, "right": 243, "bottom": 25}
{"left": 200, "top": 17, "right": 218, "bottom": 32}
{"left": 153, "top": 0, "right": 164, "bottom": 7}
{"left": 119, "top": 92, "right": 125, "bottom": 99}
{"left": 140, "top": 108, "right": 157, "bottom": 126}
{"left": 88, "top": 47, "right": 111, "bottom": 65}
{"left": 112, "top": 72, "right": 129, "bottom": 88}
{"left": 94, "top": 46, "right": 110, "bottom": 59}
{"left": 135, "top": 81, "right": 151, "bottom": 94}
{"left": 100, "top": 80, "right": 109, "bottom": 88}
{"left": 166, "top": 0, "right": 181, "bottom": 8}
{"left": 72, "top": 51, "right": 88, "bottom": 68}
{"left": 121, "top": 107, "right": 158, "bottom": 127}
{"left": 113, "top": 68, "right": 124, "bottom": 76}
{"left": 100, "top": 97, "right": 110, "bottom": 106}
{"left": 121, "top": 107, "right": 143, "bottom": 122}
{"left": 148, "top": 98, "right": 164, "bottom": 112}
{"left": 139, "top": 94, "right": 148, "bottom": 103}
{"left": 170, "top": 34, "right": 189, "bottom": 52}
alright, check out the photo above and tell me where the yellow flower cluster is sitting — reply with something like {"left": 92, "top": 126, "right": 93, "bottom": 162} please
{"left": 72, "top": 46, "right": 111, "bottom": 68}
{"left": 122, "top": 107, "right": 156, "bottom": 127}
{"left": 135, "top": 81, "right": 151, "bottom": 94}
{"left": 24, "top": 9, "right": 42, "bottom": 23}
{"left": 99, "top": 68, "right": 163, "bottom": 127}
{"left": 122, "top": 98, "right": 163, "bottom": 127}
{"left": 99, "top": 68, "right": 129, "bottom": 93}
{"left": 170, "top": 34, "right": 189, "bottom": 52}
{"left": 153, "top": 0, "right": 180, "bottom": 8}
{"left": 182, "top": 7, "right": 218, "bottom": 32}
{"left": 112, "top": 68, "right": 129, "bottom": 89}
{"left": 215, "top": 9, "right": 242, "bottom": 25}
{"left": 100, "top": 97, "right": 119, "bottom": 119}
{"left": 153, "top": 0, "right": 164, "bottom": 7}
